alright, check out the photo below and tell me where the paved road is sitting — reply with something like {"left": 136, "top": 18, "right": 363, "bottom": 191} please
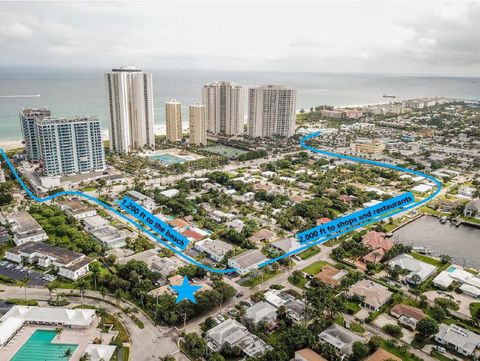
{"left": 0, "top": 285, "right": 188, "bottom": 361}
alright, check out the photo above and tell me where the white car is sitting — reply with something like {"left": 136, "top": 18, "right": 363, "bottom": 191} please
{"left": 433, "top": 346, "right": 446, "bottom": 354}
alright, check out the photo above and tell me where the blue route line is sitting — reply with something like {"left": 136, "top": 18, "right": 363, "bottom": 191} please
{"left": 0, "top": 131, "right": 441, "bottom": 273}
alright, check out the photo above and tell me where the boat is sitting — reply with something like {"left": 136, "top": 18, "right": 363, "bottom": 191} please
{"left": 382, "top": 94, "right": 396, "bottom": 98}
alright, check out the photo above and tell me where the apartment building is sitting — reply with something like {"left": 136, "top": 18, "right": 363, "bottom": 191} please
{"left": 189, "top": 102, "right": 207, "bottom": 146}
{"left": 19, "top": 107, "right": 52, "bottom": 161}
{"left": 165, "top": 99, "right": 183, "bottom": 142}
{"left": 248, "top": 85, "right": 297, "bottom": 138}
{"left": 105, "top": 66, "right": 155, "bottom": 153}
{"left": 202, "top": 81, "right": 244, "bottom": 136}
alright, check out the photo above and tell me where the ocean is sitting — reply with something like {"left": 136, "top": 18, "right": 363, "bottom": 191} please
{"left": 0, "top": 67, "right": 479, "bottom": 142}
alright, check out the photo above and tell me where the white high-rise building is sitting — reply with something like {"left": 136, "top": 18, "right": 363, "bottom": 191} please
{"left": 189, "top": 103, "right": 207, "bottom": 146}
{"left": 165, "top": 100, "right": 183, "bottom": 142}
{"left": 202, "top": 81, "right": 244, "bottom": 136}
{"left": 35, "top": 116, "right": 106, "bottom": 177}
{"left": 105, "top": 66, "right": 155, "bottom": 153}
{"left": 19, "top": 107, "right": 52, "bottom": 161}
{"left": 248, "top": 85, "right": 297, "bottom": 138}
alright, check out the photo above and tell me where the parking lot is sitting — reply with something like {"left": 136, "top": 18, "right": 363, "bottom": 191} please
{"left": 0, "top": 261, "right": 54, "bottom": 287}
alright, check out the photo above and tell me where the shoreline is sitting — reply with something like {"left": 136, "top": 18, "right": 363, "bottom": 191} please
{"left": 0, "top": 140, "right": 24, "bottom": 150}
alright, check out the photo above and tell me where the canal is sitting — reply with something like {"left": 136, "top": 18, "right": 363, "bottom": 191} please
{"left": 391, "top": 215, "right": 480, "bottom": 269}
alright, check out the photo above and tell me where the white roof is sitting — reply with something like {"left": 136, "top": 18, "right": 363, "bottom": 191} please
{"left": 0, "top": 317, "right": 24, "bottom": 345}
{"left": 433, "top": 271, "right": 454, "bottom": 288}
{"left": 264, "top": 290, "right": 287, "bottom": 308}
{"left": 83, "top": 344, "right": 117, "bottom": 361}
{"left": 245, "top": 301, "right": 277, "bottom": 324}
{"left": 1, "top": 306, "right": 95, "bottom": 328}
{"left": 412, "top": 184, "right": 433, "bottom": 193}
{"left": 388, "top": 254, "right": 437, "bottom": 283}
{"left": 460, "top": 284, "right": 480, "bottom": 297}
{"left": 160, "top": 189, "right": 179, "bottom": 198}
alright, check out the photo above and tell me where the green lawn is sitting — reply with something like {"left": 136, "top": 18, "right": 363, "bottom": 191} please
{"left": 298, "top": 246, "right": 321, "bottom": 260}
{"left": 288, "top": 276, "right": 308, "bottom": 289}
{"left": 409, "top": 252, "right": 443, "bottom": 267}
{"left": 302, "top": 261, "right": 329, "bottom": 275}
{"left": 242, "top": 269, "right": 282, "bottom": 287}
{"left": 379, "top": 341, "right": 422, "bottom": 361}
{"left": 349, "top": 321, "right": 365, "bottom": 334}
{"left": 469, "top": 302, "right": 480, "bottom": 318}
{"left": 346, "top": 301, "right": 362, "bottom": 314}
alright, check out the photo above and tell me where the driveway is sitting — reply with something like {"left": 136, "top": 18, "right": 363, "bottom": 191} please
{"left": 0, "top": 264, "right": 48, "bottom": 287}
{"left": 423, "top": 290, "right": 475, "bottom": 317}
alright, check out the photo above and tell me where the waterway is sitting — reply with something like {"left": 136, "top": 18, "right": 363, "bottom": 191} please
{"left": 392, "top": 215, "right": 480, "bottom": 269}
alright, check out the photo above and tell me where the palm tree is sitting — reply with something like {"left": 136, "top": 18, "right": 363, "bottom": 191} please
{"left": 19, "top": 276, "right": 30, "bottom": 300}
{"left": 61, "top": 347, "right": 73, "bottom": 360}
{"left": 114, "top": 289, "right": 124, "bottom": 306}
{"left": 75, "top": 279, "right": 88, "bottom": 306}
{"left": 79, "top": 354, "right": 91, "bottom": 361}
{"left": 46, "top": 282, "right": 55, "bottom": 301}
{"left": 55, "top": 327, "right": 63, "bottom": 340}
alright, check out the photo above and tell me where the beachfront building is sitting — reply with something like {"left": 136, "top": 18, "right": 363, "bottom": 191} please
{"left": 105, "top": 66, "right": 155, "bottom": 153}
{"left": 202, "top": 81, "right": 244, "bottom": 136}
{"left": 247, "top": 85, "right": 297, "bottom": 138}
{"left": 189, "top": 102, "right": 207, "bottom": 146}
{"left": 19, "top": 107, "right": 52, "bottom": 161}
{"left": 165, "top": 99, "right": 183, "bottom": 142}
{"left": 35, "top": 116, "right": 106, "bottom": 177}
{"left": 7, "top": 211, "right": 48, "bottom": 245}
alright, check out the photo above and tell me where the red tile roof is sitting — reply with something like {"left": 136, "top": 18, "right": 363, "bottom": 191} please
{"left": 181, "top": 229, "right": 204, "bottom": 241}
{"left": 390, "top": 304, "right": 426, "bottom": 321}
{"left": 362, "top": 231, "right": 393, "bottom": 252}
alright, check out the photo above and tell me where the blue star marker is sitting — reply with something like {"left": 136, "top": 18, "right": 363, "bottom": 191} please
{"left": 171, "top": 276, "right": 202, "bottom": 303}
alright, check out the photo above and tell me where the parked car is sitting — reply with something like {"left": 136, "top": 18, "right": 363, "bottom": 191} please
{"left": 433, "top": 346, "right": 446, "bottom": 354}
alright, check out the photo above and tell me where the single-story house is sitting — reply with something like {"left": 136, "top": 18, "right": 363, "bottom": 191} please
{"left": 227, "top": 249, "right": 269, "bottom": 275}
{"left": 388, "top": 254, "right": 437, "bottom": 285}
{"left": 318, "top": 324, "right": 364, "bottom": 356}
{"left": 348, "top": 279, "right": 392, "bottom": 311}
{"left": 315, "top": 265, "right": 347, "bottom": 287}
{"left": 294, "top": 348, "right": 328, "bottom": 361}
{"left": 194, "top": 238, "right": 233, "bottom": 262}
{"left": 390, "top": 304, "right": 425, "bottom": 329}
{"left": 435, "top": 323, "right": 480, "bottom": 356}
{"left": 365, "top": 348, "right": 401, "bottom": 361}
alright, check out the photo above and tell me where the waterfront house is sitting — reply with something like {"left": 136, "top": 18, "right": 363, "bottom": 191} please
{"left": 464, "top": 199, "right": 480, "bottom": 218}
{"left": 388, "top": 254, "right": 437, "bottom": 285}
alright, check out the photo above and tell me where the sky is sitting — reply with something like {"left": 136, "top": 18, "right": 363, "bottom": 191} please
{"left": 0, "top": 1, "right": 479, "bottom": 76}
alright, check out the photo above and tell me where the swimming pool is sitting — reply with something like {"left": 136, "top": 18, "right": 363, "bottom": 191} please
{"left": 447, "top": 266, "right": 457, "bottom": 273}
{"left": 11, "top": 329, "right": 78, "bottom": 361}
{"left": 150, "top": 154, "right": 188, "bottom": 165}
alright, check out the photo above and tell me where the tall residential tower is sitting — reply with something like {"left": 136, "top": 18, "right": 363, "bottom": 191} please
{"left": 19, "top": 107, "right": 52, "bottom": 161}
{"left": 105, "top": 66, "right": 155, "bottom": 153}
{"left": 189, "top": 103, "right": 207, "bottom": 146}
{"left": 165, "top": 100, "right": 183, "bottom": 142}
{"left": 248, "top": 85, "right": 297, "bottom": 138}
{"left": 202, "top": 81, "right": 244, "bottom": 136}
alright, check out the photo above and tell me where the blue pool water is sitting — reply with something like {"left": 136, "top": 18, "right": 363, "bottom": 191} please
{"left": 11, "top": 329, "right": 78, "bottom": 361}
{"left": 447, "top": 266, "right": 457, "bottom": 273}
{"left": 150, "top": 154, "right": 188, "bottom": 165}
